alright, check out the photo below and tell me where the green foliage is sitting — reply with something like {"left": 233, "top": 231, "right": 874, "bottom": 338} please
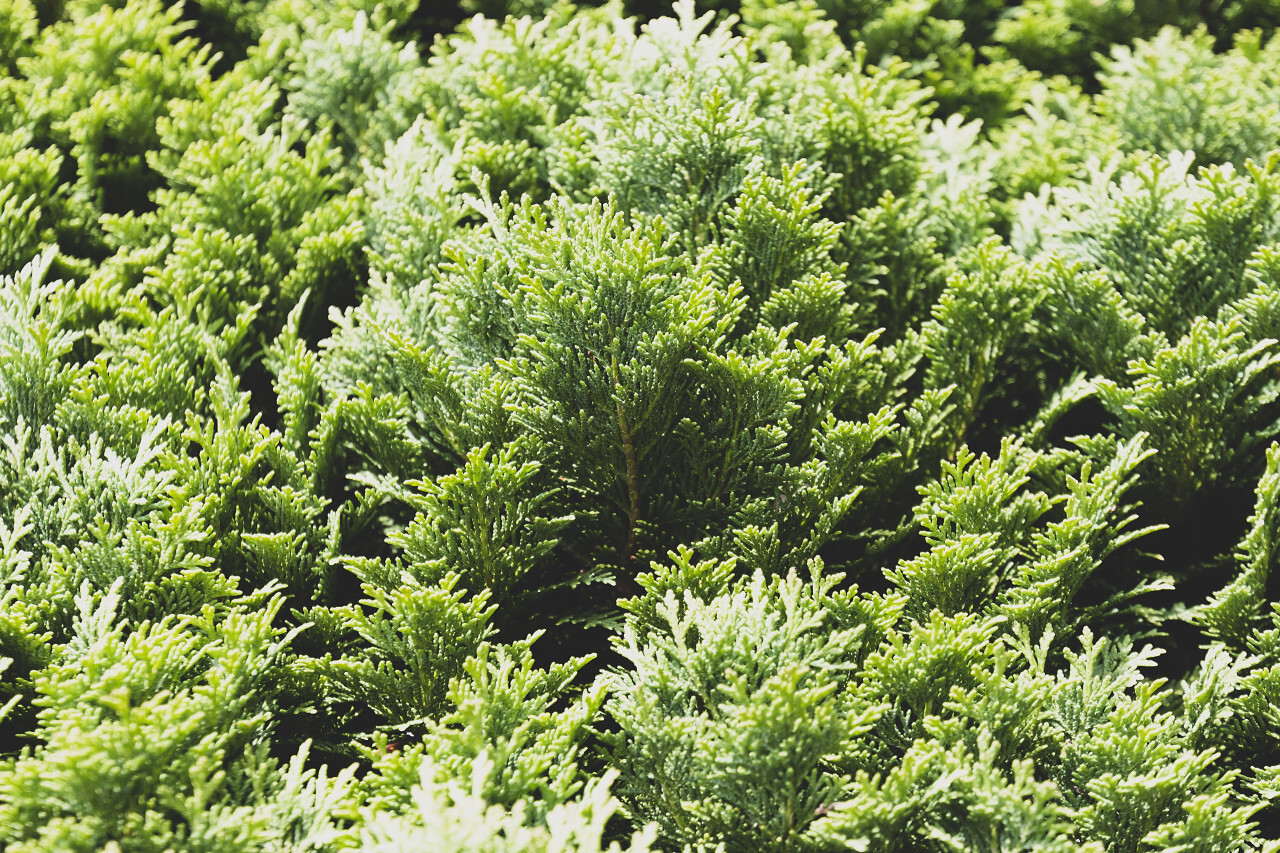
{"left": 713, "top": 160, "right": 858, "bottom": 339}
{"left": 0, "top": 247, "right": 82, "bottom": 429}
{"left": 6, "top": 1, "right": 1280, "bottom": 850}
{"left": 818, "top": 730, "right": 1086, "bottom": 852}
{"left": 363, "top": 117, "right": 463, "bottom": 292}
{"left": 608, "top": 565, "right": 882, "bottom": 851}
{"left": 1198, "top": 443, "right": 1280, "bottom": 647}
{"left": 360, "top": 636, "right": 605, "bottom": 823}
{"left": 0, "top": 588, "right": 352, "bottom": 853}
{"left": 802, "top": 0, "right": 1033, "bottom": 124}
{"left": 887, "top": 438, "right": 1052, "bottom": 620}
{"left": 998, "top": 435, "right": 1163, "bottom": 640}
{"left": 319, "top": 569, "right": 494, "bottom": 729}
{"left": 0, "top": 0, "right": 37, "bottom": 73}
{"left": 994, "top": 0, "right": 1175, "bottom": 82}
{"left": 1096, "top": 27, "right": 1280, "bottom": 168}
{"left": 496, "top": 198, "right": 728, "bottom": 560}
{"left": 1016, "top": 151, "right": 1280, "bottom": 339}
{"left": 347, "top": 762, "right": 655, "bottom": 852}
{"left": 984, "top": 78, "right": 1122, "bottom": 227}
{"left": 284, "top": 10, "right": 424, "bottom": 167}
{"left": 18, "top": 0, "right": 214, "bottom": 254}
{"left": 1094, "top": 315, "right": 1280, "bottom": 513}
{"left": 420, "top": 4, "right": 607, "bottom": 201}
{"left": 0, "top": 131, "right": 63, "bottom": 276}
{"left": 377, "top": 440, "right": 573, "bottom": 611}
{"left": 592, "top": 81, "right": 763, "bottom": 251}
{"left": 1048, "top": 631, "right": 1264, "bottom": 852}
{"left": 919, "top": 239, "right": 1045, "bottom": 454}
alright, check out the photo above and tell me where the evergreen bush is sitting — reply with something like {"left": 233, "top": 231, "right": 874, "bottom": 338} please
{"left": 4, "top": 0, "right": 1280, "bottom": 850}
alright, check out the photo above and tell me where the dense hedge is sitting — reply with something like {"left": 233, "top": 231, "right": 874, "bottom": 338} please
{"left": 5, "top": 0, "right": 1280, "bottom": 849}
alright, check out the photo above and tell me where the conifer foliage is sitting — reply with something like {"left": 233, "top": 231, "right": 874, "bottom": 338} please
{"left": 5, "top": 0, "right": 1280, "bottom": 849}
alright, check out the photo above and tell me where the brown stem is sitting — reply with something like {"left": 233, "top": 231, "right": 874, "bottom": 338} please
{"left": 616, "top": 398, "right": 641, "bottom": 563}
